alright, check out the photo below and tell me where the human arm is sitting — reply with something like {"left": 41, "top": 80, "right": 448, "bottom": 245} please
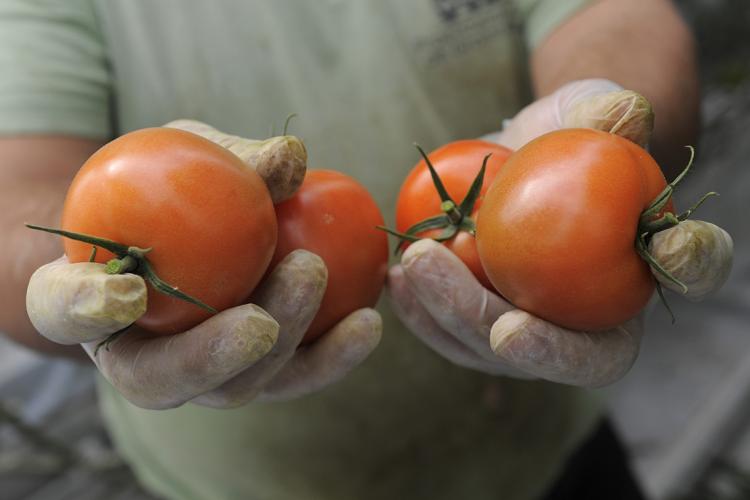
{"left": 530, "top": 0, "right": 699, "bottom": 179}
{"left": 0, "top": 136, "right": 104, "bottom": 359}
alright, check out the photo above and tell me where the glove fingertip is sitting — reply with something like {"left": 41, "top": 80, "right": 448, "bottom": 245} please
{"left": 225, "top": 304, "right": 280, "bottom": 365}
{"left": 400, "top": 238, "right": 443, "bottom": 267}
{"left": 325, "top": 308, "right": 382, "bottom": 354}
{"left": 490, "top": 309, "right": 534, "bottom": 356}
{"left": 27, "top": 261, "right": 148, "bottom": 345}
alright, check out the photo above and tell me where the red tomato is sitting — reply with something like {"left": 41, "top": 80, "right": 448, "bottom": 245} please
{"left": 395, "top": 140, "right": 512, "bottom": 289}
{"left": 271, "top": 169, "right": 389, "bottom": 344}
{"left": 62, "top": 127, "right": 277, "bottom": 335}
{"left": 476, "top": 128, "right": 672, "bottom": 331}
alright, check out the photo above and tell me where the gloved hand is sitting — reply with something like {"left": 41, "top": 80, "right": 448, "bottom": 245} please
{"left": 25, "top": 122, "right": 382, "bottom": 410}
{"left": 388, "top": 79, "right": 733, "bottom": 388}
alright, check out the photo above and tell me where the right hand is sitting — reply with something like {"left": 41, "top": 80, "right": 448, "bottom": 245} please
{"left": 27, "top": 252, "right": 381, "bottom": 410}
{"left": 24, "top": 122, "right": 382, "bottom": 410}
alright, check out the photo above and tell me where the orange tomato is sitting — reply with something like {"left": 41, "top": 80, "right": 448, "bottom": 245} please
{"left": 395, "top": 140, "right": 512, "bottom": 289}
{"left": 271, "top": 169, "right": 388, "bottom": 344}
{"left": 62, "top": 127, "right": 277, "bottom": 335}
{"left": 476, "top": 128, "right": 671, "bottom": 331}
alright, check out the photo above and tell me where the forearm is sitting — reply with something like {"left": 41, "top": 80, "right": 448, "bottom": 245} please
{"left": 531, "top": 0, "right": 699, "bottom": 179}
{"left": 0, "top": 136, "right": 103, "bottom": 360}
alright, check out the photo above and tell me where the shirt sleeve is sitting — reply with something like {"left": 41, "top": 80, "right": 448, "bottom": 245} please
{"left": 0, "top": 0, "right": 112, "bottom": 139}
{"left": 513, "top": 0, "right": 594, "bottom": 49}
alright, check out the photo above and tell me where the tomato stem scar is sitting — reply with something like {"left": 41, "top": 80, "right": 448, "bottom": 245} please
{"left": 441, "top": 200, "right": 463, "bottom": 225}
{"left": 105, "top": 255, "right": 139, "bottom": 275}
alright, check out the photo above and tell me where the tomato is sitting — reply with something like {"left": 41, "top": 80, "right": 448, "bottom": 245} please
{"left": 476, "top": 128, "right": 672, "bottom": 331}
{"left": 395, "top": 140, "right": 512, "bottom": 289}
{"left": 271, "top": 169, "right": 388, "bottom": 344}
{"left": 61, "top": 127, "right": 277, "bottom": 335}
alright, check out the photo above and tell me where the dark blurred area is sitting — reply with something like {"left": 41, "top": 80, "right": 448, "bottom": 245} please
{"left": 1, "top": 1, "right": 749, "bottom": 499}
{"left": 681, "top": 0, "right": 750, "bottom": 87}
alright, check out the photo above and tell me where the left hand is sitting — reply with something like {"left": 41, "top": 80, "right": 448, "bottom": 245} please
{"left": 388, "top": 79, "right": 732, "bottom": 388}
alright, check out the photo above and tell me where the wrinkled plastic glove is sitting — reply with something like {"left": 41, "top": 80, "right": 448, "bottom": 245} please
{"left": 388, "top": 79, "right": 733, "bottom": 388}
{"left": 25, "top": 125, "right": 382, "bottom": 410}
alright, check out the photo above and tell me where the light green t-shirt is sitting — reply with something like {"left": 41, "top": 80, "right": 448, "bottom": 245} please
{"left": 1, "top": 1, "right": 601, "bottom": 499}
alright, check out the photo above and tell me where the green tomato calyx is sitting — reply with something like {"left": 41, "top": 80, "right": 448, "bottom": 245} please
{"left": 25, "top": 224, "right": 217, "bottom": 315}
{"left": 635, "top": 145, "right": 719, "bottom": 323}
{"left": 377, "top": 144, "right": 490, "bottom": 255}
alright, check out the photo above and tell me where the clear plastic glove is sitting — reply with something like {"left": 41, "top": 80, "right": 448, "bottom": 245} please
{"left": 388, "top": 79, "right": 733, "bottom": 388}
{"left": 25, "top": 123, "right": 382, "bottom": 410}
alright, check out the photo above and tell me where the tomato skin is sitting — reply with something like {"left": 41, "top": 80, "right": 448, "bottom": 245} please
{"left": 476, "top": 128, "right": 671, "bottom": 331}
{"left": 271, "top": 169, "right": 389, "bottom": 344}
{"left": 395, "top": 139, "right": 512, "bottom": 289}
{"left": 62, "top": 127, "right": 277, "bottom": 335}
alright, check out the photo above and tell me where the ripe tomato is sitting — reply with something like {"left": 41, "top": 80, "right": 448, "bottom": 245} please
{"left": 272, "top": 169, "right": 388, "bottom": 344}
{"left": 395, "top": 140, "right": 512, "bottom": 289}
{"left": 476, "top": 128, "right": 671, "bottom": 331}
{"left": 62, "top": 127, "right": 277, "bottom": 335}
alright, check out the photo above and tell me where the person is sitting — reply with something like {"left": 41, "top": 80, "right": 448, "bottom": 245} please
{"left": 0, "top": 1, "right": 728, "bottom": 499}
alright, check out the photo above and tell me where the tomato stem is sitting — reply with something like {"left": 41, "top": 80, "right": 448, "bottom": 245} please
{"left": 458, "top": 153, "right": 491, "bottom": 216}
{"left": 654, "top": 281, "right": 676, "bottom": 325}
{"left": 441, "top": 200, "right": 463, "bottom": 225}
{"left": 636, "top": 235, "right": 688, "bottom": 294}
{"left": 26, "top": 224, "right": 130, "bottom": 255}
{"left": 634, "top": 145, "right": 720, "bottom": 322}
{"left": 378, "top": 148, "right": 490, "bottom": 254}
{"left": 678, "top": 191, "right": 719, "bottom": 221}
{"left": 282, "top": 113, "right": 297, "bottom": 136}
{"left": 93, "top": 323, "right": 134, "bottom": 357}
{"left": 637, "top": 145, "right": 716, "bottom": 239}
{"left": 415, "top": 143, "right": 456, "bottom": 205}
{"left": 141, "top": 259, "right": 217, "bottom": 312}
{"left": 106, "top": 255, "right": 139, "bottom": 275}
{"left": 640, "top": 212, "right": 680, "bottom": 235}
{"left": 25, "top": 224, "right": 217, "bottom": 314}
{"left": 640, "top": 146, "right": 695, "bottom": 226}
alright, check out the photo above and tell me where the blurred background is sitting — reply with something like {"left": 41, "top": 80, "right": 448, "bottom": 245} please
{"left": 1, "top": 0, "right": 749, "bottom": 499}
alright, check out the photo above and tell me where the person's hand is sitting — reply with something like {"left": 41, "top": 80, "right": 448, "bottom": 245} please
{"left": 486, "top": 79, "right": 653, "bottom": 150}
{"left": 25, "top": 123, "right": 382, "bottom": 410}
{"left": 388, "top": 79, "right": 733, "bottom": 387}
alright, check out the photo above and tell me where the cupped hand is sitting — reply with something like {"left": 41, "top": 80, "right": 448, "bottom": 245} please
{"left": 389, "top": 240, "right": 643, "bottom": 387}
{"left": 25, "top": 123, "right": 383, "bottom": 410}
{"left": 388, "top": 79, "right": 732, "bottom": 387}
